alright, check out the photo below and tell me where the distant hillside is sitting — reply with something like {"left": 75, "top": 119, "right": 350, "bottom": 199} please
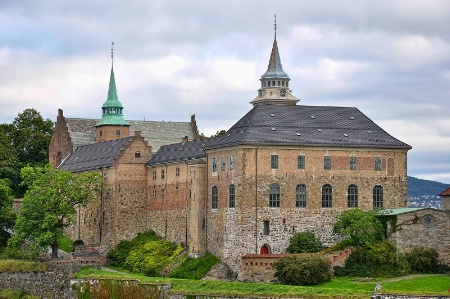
{"left": 408, "top": 176, "right": 449, "bottom": 198}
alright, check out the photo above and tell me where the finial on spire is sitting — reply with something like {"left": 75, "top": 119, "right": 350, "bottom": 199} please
{"left": 274, "top": 14, "right": 277, "bottom": 37}
{"left": 111, "top": 42, "right": 114, "bottom": 66}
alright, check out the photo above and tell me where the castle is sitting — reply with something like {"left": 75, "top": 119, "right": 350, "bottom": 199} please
{"left": 50, "top": 32, "right": 417, "bottom": 276}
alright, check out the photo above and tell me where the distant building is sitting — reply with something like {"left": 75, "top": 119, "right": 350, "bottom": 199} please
{"left": 53, "top": 30, "right": 415, "bottom": 278}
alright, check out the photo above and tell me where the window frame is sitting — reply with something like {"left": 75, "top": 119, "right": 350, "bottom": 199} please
{"left": 230, "top": 155, "right": 234, "bottom": 170}
{"left": 211, "top": 186, "right": 218, "bottom": 209}
{"left": 229, "top": 184, "right": 236, "bottom": 208}
{"left": 152, "top": 170, "right": 157, "bottom": 180}
{"left": 176, "top": 167, "right": 180, "bottom": 177}
{"left": 374, "top": 157, "right": 382, "bottom": 171}
{"left": 347, "top": 184, "right": 358, "bottom": 207}
{"left": 161, "top": 169, "right": 165, "bottom": 179}
{"left": 269, "top": 183, "right": 280, "bottom": 207}
{"left": 322, "top": 184, "right": 332, "bottom": 208}
{"left": 212, "top": 157, "right": 217, "bottom": 172}
{"left": 221, "top": 156, "right": 226, "bottom": 171}
{"left": 271, "top": 154, "right": 279, "bottom": 169}
{"left": 373, "top": 185, "right": 384, "bottom": 208}
{"left": 324, "top": 156, "right": 331, "bottom": 170}
{"left": 297, "top": 155, "right": 305, "bottom": 170}
{"left": 263, "top": 220, "right": 270, "bottom": 235}
{"left": 296, "top": 184, "right": 307, "bottom": 208}
{"left": 349, "top": 156, "right": 357, "bottom": 171}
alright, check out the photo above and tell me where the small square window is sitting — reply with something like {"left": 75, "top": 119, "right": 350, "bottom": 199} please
{"left": 375, "top": 157, "right": 382, "bottom": 171}
{"left": 135, "top": 151, "right": 141, "bottom": 158}
{"left": 116, "top": 130, "right": 121, "bottom": 136}
{"left": 298, "top": 155, "right": 305, "bottom": 169}
{"left": 324, "top": 156, "right": 331, "bottom": 170}
{"left": 349, "top": 156, "right": 357, "bottom": 170}
{"left": 221, "top": 156, "right": 226, "bottom": 171}
{"left": 230, "top": 155, "right": 234, "bottom": 170}
{"left": 271, "top": 155, "right": 278, "bottom": 169}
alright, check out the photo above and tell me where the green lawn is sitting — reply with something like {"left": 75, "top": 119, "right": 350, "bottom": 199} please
{"left": 74, "top": 268, "right": 450, "bottom": 298}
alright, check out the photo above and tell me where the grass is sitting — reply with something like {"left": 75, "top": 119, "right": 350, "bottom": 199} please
{"left": 0, "top": 290, "right": 39, "bottom": 299}
{"left": 0, "top": 260, "right": 47, "bottom": 272}
{"left": 56, "top": 235, "right": 73, "bottom": 253}
{"left": 169, "top": 253, "right": 220, "bottom": 279}
{"left": 74, "top": 268, "right": 450, "bottom": 298}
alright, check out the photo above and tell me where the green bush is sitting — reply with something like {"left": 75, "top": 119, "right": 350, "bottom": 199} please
{"left": 274, "top": 255, "right": 332, "bottom": 286}
{"left": 57, "top": 235, "right": 74, "bottom": 253}
{"left": 286, "top": 231, "right": 322, "bottom": 253}
{"left": 107, "top": 231, "right": 161, "bottom": 267}
{"left": 169, "top": 253, "right": 220, "bottom": 279}
{"left": 124, "top": 240, "right": 183, "bottom": 276}
{"left": 405, "top": 247, "right": 439, "bottom": 273}
{"left": 336, "top": 241, "right": 409, "bottom": 277}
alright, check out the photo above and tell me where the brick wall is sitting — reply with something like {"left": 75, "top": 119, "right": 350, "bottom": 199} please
{"left": 49, "top": 109, "right": 74, "bottom": 167}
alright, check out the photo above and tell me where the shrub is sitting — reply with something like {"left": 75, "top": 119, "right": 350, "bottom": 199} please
{"left": 274, "top": 255, "right": 332, "bottom": 285}
{"left": 286, "top": 231, "right": 322, "bottom": 253}
{"left": 405, "top": 247, "right": 439, "bottom": 273}
{"left": 169, "top": 253, "right": 220, "bottom": 279}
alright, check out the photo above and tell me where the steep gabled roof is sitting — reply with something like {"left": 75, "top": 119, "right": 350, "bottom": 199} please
{"left": 205, "top": 104, "right": 411, "bottom": 150}
{"left": 147, "top": 138, "right": 217, "bottom": 166}
{"left": 438, "top": 187, "right": 450, "bottom": 196}
{"left": 59, "top": 137, "right": 132, "bottom": 172}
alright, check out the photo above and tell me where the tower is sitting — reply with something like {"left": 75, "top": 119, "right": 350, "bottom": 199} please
{"left": 95, "top": 43, "right": 130, "bottom": 142}
{"left": 251, "top": 17, "right": 299, "bottom": 106}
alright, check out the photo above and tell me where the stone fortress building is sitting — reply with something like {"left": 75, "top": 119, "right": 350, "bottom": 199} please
{"left": 49, "top": 27, "right": 450, "bottom": 277}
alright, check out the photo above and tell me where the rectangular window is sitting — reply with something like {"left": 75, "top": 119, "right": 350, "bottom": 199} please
{"left": 161, "top": 188, "right": 165, "bottom": 198}
{"left": 221, "top": 156, "right": 225, "bottom": 171}
{"left": 297, "top": 155, "right": 305, "bottom": 169}
{"left": 271, "top": 155, "right": 278, "bottom": 169}
{"left": 230, "top": 155, "right": 234, "bottom": 170}
{"left": 152, "top": 170, "right": 156, "bottom": 180}
{"left": 212, "top": 157, "right": 217, "bottom": 172}
{"left": 263, "top": 220, "right": 270, "bottom": 235}
{"left": 135, "top": 151, "right": 141, "bottom": 158}
{"left": 116, "top": 130, "right": 120, "bottom": 136}
{"left": 103, "top": 172, "right": 108, "bottom": 182}
{"left": 375, "top": 157, "right": 382, "bottom": 171}
{"left": 324, "top": 156, "right": 331, "bottom": 170}
{"left": 349, "top": 156, "right": 357, "bottom": 170}
{"left": 161, "top": 169, "right": 165, "bottom": 179}
{"left": 152, "top": 189, "right": 156, "bottom": 199}
{"left": 176, "top": 167, "right": 180, "bottom": 177}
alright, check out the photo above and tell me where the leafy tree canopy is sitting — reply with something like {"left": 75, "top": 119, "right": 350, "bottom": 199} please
{"left": 286, "top": 231, "right": 322, "bottom": 253}
{"left": 0, "top": 179, "right": 16, "bottom": 245}
{"left": 333, "top": 208, "right": 384, "bottom": 247}
{"left": 8, "top": 165, "right": 100, "bottom": 258}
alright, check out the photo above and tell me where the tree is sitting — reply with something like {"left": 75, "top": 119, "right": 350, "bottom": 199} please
{"left": 333, "top": 208, "right": 384, "bottom": 247}
{"left": 8, "top": 165, "right": 100, "bottom": 258}
{"left": 286, "top": 231, "right": 322, "bottom": 253}
{"left": 0, "top": 179, "right": 16, "bottom": 246}
{"left": 0, "top": 124, "right": 20, "bottom": 197}
{"left": 274, "top": 255, "right": 332, "bottom": 285}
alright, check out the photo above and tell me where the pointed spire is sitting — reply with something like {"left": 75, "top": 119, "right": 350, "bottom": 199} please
{"left": 261, "top": 31, "right": 289, "bottom": 79}
{"left": 95, "top": 43, "right": 129, "bottom": 127}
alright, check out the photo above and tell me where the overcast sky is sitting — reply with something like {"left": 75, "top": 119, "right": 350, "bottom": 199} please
{"left": 1, "top": 1, "right": 450, "bottom": 184}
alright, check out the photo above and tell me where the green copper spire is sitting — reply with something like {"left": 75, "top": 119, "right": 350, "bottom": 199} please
{"left": 95, "top": 65, "right": 129, "bottom": 127}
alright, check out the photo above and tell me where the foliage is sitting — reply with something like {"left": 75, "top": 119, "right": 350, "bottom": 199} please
{"left": 333, "top": 208, "right": 384, "bottom": 247}
{"left": 286, "top": 231, "right": 322, "bottom": 253}
{"left": 274, "top": 255, "right": 332, "bottom": 286}
{"left": 56, "top": 235, "right": 74, "bottom": 253}
{"left": 124, "top": 240, "right": 183, "bottom": 276}
{"left": 107, "top": 231, "right": 161, "bottom": 267}
{"left": 0, "top": 259, "right": 47, "bottom": 272}
{"left": 8, "top": 165, "right": 100, "bottom": 259}
{"left": 0, "top": 109, "right": 54, "bottom": 198}
{"left": 404, "top": 247, "right": 440, "bottom": 273}
{"left": 169, "top": 253, "right": 220, "bottom": 279}
{"left": 211, "top": 130, "right": 226, "bottom": 137}
{"left": 0, "top": 289, "right": 39, "bottom": 299}
{"left": 335, "top": 241, "right": 409, "bottom": 277}
{"left": 0, "top": 179, "right": 16, "bottom": 246}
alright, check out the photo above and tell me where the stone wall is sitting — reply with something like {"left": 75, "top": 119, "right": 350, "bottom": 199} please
{"left": 388, "top": 208, "right": 450, "bottom": 266}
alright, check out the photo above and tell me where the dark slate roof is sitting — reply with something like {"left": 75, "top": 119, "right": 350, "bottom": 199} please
{"left": 205, "top": 104, "right": 411, "bottom": 150}
{"left": 65, "top": 118, "right": 195, "bottom": 152}
{"left": 59, "top": 137, "right": 132, "bottom": 172}
{"left": 147, "top": 138, "right": 217, "bottom": 166}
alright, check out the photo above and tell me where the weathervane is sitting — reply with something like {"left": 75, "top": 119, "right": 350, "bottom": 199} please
{"left": 274, "top": 14, "right": 277, "bottom": 37}
{"left": 111, "top": 42, "right": 114, "bottom": 66}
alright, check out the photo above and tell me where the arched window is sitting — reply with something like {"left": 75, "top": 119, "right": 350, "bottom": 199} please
{"left": 229, "top": 184, "right": 235, "bottom": 208}
{"left": 373, "top": 185, "right": 384, "bottom": 208}
{"left": 347, "top": 184, "right": 358, "bottom": 207}
{"left": 322, "top": 184, "right": 332, "bottom": 208}
{"left": 212, "top": 186, "right": 218, "bottom": 209}
{"left": 269, "top": 183, "right": 280, "bottom": 207}
{"left": 296, "top": 184, "right": 306, "bottom": 208}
